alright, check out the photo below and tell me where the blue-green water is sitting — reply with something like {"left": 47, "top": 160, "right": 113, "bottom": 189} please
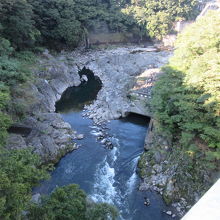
{"left": 35, "top": 69, "right": 176, "bottom": 220}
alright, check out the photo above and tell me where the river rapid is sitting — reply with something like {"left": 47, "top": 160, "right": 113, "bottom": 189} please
{"left": 34, "top": 69, "right": 173, "bottom": 220}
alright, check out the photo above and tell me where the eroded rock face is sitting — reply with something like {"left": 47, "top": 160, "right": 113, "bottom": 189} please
{"left": 6, "top": 53, "right": 82, "bottom": 163}
{"left": 7, "top": 113, "right": 80, "bottom": 164}
{"left": 30, "top": 57, "right": 81, "bottom": 113}
{"left": 74, "top": 47, "right": 172, "bottom": 123}
{"left": 7, "top": 134, "right": 27, "bottom": 150}
{"left": 24, "top": 113, "right": 79, "bottom": 163}
{"left": 138, "top": 119, "right": 211, "bottom": 217}
{"left": 7, "top": 46, "right": 171, "bottom": 163}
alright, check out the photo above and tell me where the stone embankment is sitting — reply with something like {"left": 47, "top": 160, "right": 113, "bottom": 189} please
{"left": 128, "top": 68, "right": 162, "bottom": 117}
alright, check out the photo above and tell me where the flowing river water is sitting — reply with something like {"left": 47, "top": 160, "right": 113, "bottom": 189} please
{"left": 35, "top": 70, "right": 174, "bottom": 220}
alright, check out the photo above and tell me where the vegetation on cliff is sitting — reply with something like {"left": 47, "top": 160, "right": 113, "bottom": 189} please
{"left": 0, "top": 37, "right": 35, "bottom": 147}
{"left": 152, "top": 10, "right": 220, "bottom": 168}
{"left": 0, "top": 39, "right": 47, "bottom": 218}
{"left": 136, "top": 11, "right": 220, "bottom": 211}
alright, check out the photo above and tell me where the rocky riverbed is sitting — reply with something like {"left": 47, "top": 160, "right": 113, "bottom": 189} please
{"left": 6, "top": 45, "right": 214, "bottom": 219}
{"left": 7, "top": 46, "right": 171, "bottom": 163}
{"left": 78, "top": 47, "right": 171, "bottom": 123}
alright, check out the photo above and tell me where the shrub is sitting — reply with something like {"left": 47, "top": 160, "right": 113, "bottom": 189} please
{"left": 0, "top": 149, "right": 49, "bottom": 219}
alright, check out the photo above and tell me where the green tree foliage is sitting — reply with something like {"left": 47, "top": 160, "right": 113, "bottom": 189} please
{"left": 0, "top": 39, "right": 39, "bottom": 219}
{"left": 123, "top": 0, "right": 199, "bottom": 39}
{"left": 29, "top": 0, "right": 84, "bottom": 48}
{"left": 0, "top": 149, "right": 49, "bottom": 219}
{"left": 0, "top": 0, "right": 142, "bottom": 49}
{"left": 28, "top": 184, "right": 118, "bottom": 220}
{"left": 0, "top": 0, "right": 39, "bottom": 49}
{"left": 152, "top": 11, "right": 220, "bottom": 162}
{"left": 86, "top": 202, "right": 118, "bottom": 220}
{"left": 0, "top": 38, "right": 13, "bottom": 146}
{"left": 0, "top": 37, "right": 36, "bottom": 147}
{"left": 0, "top": 38, "right": 13, "bottom": 57}
{"left": 144, "top": 0, "right": 199, "bottom": 39}
{"left": 0, "top": 83, "right": 11, "bottom": 147}
{"left": 29, "top": 0, "right": 140, "bottom": 48}
{"left": 0, "top": 0, "right": 200, "bottom": 49}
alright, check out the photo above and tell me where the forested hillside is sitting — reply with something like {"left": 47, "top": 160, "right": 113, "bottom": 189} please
{"left": 152, "top": 10, "right": 220, "bottom": 169}
{"left": 136, "top": 10, "right": 220, "bottom": 211}
{"left": 0, "top": 0, "right": 200, "bottom": 50}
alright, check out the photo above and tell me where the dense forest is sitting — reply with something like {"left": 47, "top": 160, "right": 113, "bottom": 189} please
{"left": 1, "top": 0, "right": 219, "bottom": 219}
{"left": 152, "top": 10, "right": 220, "bottom": 166}
{"left": 0, "top": 0, "right": 200, "bottom": 50}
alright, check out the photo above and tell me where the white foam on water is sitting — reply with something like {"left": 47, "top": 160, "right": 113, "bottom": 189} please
{"left": 126, "top": 156, "right": 139, "bottom": 194}
{"left": 127, "top": 172, "right": 138, "bottom": 194}
{"left": 64, "top": 165, "right": 75, "bottom": 174}
{"left": 90, "top": 130, "right": 103, "bottom": 136}
{"left": 89, "top": 125, "right": 99, "bottom": 129}
{"left": 89, "top": 136, "right": 141, "bottom": 220}
{"left": 90, "top": 156, "right": 118, "bottom": 204}
{"left": 110, "top": 136, "right": 120, "bottom": 148}
{"left": 109, "top": 138, "right": 120, "bottom": 163}
{"left": 110, "top": 147, "right": 118, "bottom": 162}
{"left": 132, "top": 156, "right": 139, "bottom": 167}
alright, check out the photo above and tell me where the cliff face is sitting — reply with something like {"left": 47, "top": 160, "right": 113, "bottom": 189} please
{"left": 81, "top": 47, "right": 171, "bottom": 123}
{"left": 7, "top": 51, "right": 82, "bottom": 164}
{"left": 138, "top": 119, "right": 212, "bottom": 217}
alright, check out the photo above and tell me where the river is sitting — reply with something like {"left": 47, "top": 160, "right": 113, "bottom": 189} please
{"left": 34, "top": 69, "right": 174, "bottom": 220}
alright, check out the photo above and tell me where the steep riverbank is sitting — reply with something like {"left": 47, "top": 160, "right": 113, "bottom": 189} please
{"left": 137, "top": 119, "right": 214, "bottom": 218}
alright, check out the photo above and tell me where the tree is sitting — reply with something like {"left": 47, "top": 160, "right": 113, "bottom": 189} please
{"left": 146, "top": 0, "right": 199, "bottom": 38}
{"left": 0, "top": 149, "right": 49, "bottom": 219}
{"left": 152, "top": 10, "right": 220, "bottom": 163}
{"left": 86, "top": 202, "right": 118, "bottom": 220}
{"left": 29, "top": 0, "right": 141, "bottom": 48}
{"left": 28, "top": 184, "right": 118, "bottom": 220}
{"left": 0, "top": 0, "right": 39, "bottom": 49}
{"left": 0, "top": 83, "right": 11, "bottom": 147}
{"left": 29, "top": 0, "right": 84, "bottom": 48}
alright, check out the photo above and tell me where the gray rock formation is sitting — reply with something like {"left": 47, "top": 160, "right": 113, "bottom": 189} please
{"left": 7, "top": 46, "right": 171, "bottom": 164}
{"left": 139, "top": 119, "right": 211, "bottom": 217}
{"left": 80, "top": 75, "right": 88, "bottom": 82}
{"left": 31, "top": 193, "right": 41, "bottom": 204}
{"left": 6, "top": 52, "right": 82, "bottom": 163}
{"left": 74, "top": 47, "right": 172, "bottom": 123}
